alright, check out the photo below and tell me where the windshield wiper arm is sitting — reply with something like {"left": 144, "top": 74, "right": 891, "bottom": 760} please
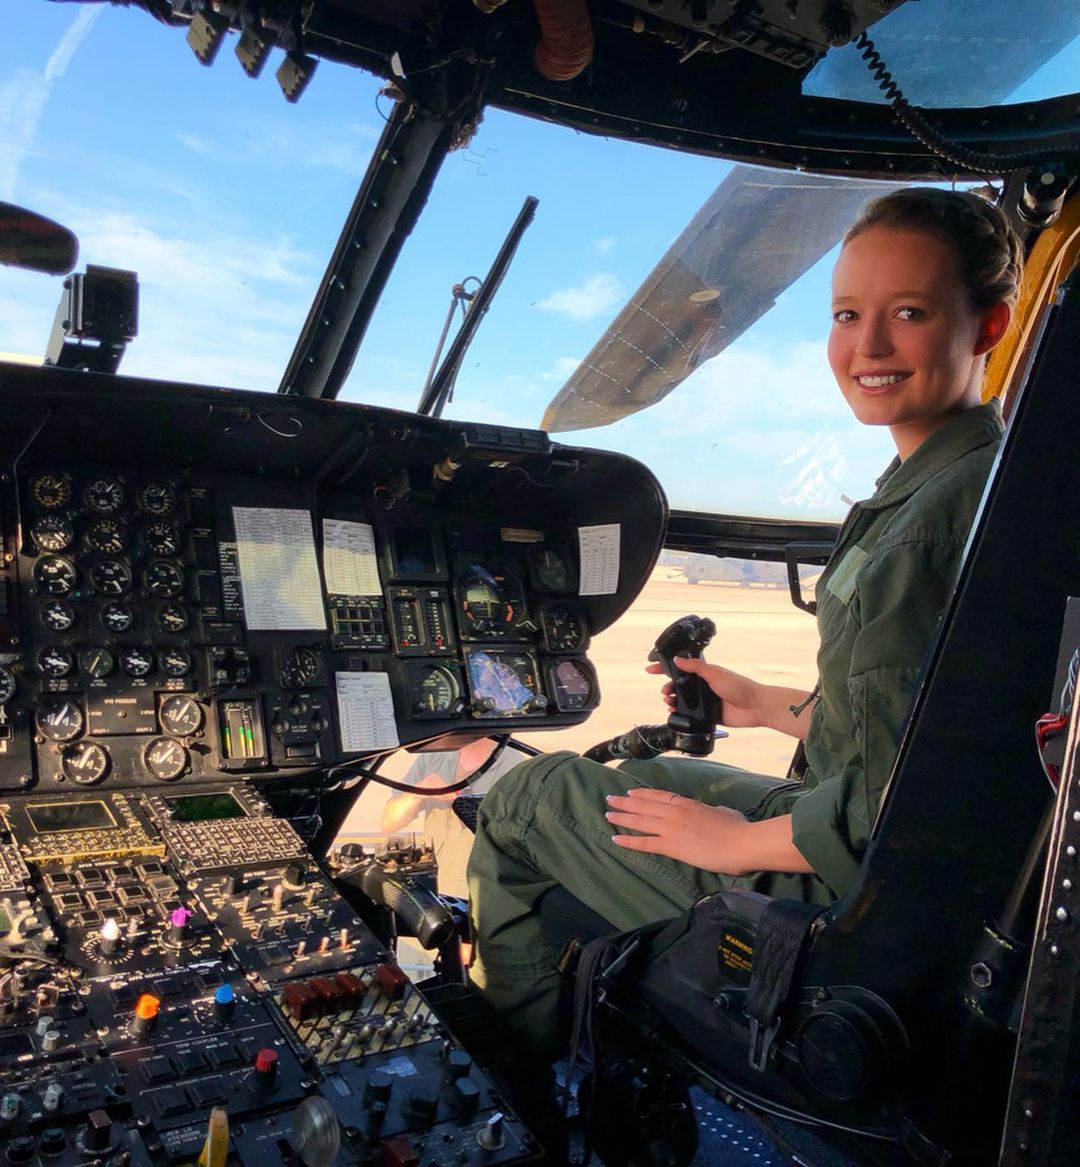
{"left": 417, "top": 195, "right": 538, "bottom": 418}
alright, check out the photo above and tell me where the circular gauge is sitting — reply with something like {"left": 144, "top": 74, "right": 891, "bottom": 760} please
{"left": 161, "top": 648, "right": 192, "bottom": 678}
{"left": 38, "top": 646, "right": 75, "bottom": 679}
{"left": 548, "top": 659, "right": 597, "bottom": 712}
{"left": 86, "top": 517, "right": 127, "bottom": 555}
{"left": 136, "top": 482, "right": 178, "bottom": 517}
{"left": 0, "top": 666, "right": 15, "bottom": 705}
{"left": 100, "top": 600, "right": 135, "bottom": 633}
{"left": 35, "top": 699, "right": 84, "bottom": 742}
{"left": 281, "top": 646, "right": 320, "bottom": 688}
{"left": 159, "top": 694, "right": 203, "bottom": 737}
{"left": 156, "top": 603, "right": 189, "bottom": 634}
{"left": 144, "top": 737, "right": 189, "bottom": 781}
{"left": 41, "top": 600, "right": 76, "bottom": 633}
{"left": 121, "top": 647, "right": 154, "bottom": 678}
{"left": 144, "top": 560, "right": 184, "bottom": 598}
{"left": 466, "top": 650, "right": 544, "bottom": 716}
{"left": 143, "top": 520, "right": 181, "bottom": 558}
{"left": 457, "top": 564, "right": 525, "bottom": 637}
{"left": 31, "top": 513, "right": 75, "bottom": 553}
{"left": 541, "top": 603, "right": 587, "bottom": 652}
{"left": 532, "top": 547, "right": 571, "bottom": 592}
{"left": 83, "top": 477, "right": 125, "bottom": 515}
{"left": 30, "top": 473, "right": 72, "bottom": 510}
{"left": 78, "top": 647, "right": 115, "bottom": 681}
{"left": 34, "top": 556, "right": 77, "bottom": 597}
{"left": 61, "top": 741, "right": 111, "bottom": 785}
{"left": 90, "top": 558, "right": 133, "bottom": 596}
{"left": 414, "top": 664, "right": 461, "bottom": 715}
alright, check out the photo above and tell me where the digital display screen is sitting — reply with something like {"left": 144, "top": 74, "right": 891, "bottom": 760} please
{"left": 167, "top": 792, "right": 245, "bottom": 822}
{"left": 27, "top": 801, "right": 117, "bottom": 834}
{"left": 467, "top": 650, "right": 540, "bottom": 715}
{"left": 392, "top": 528, "right": 439, "bottom": 576}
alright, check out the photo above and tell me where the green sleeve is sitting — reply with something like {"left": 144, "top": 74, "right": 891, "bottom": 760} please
{"left": 790, "top": 534, "right": 967, "bottom": 897}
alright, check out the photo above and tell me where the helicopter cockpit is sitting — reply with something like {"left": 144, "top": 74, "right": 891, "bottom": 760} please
{"left": 4, "top": 2, "right": 1080, "bottom": 1165}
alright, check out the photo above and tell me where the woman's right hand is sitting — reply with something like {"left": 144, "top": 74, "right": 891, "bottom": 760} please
{"left": 645, "top": 657, "right": 763, "bottom": 728}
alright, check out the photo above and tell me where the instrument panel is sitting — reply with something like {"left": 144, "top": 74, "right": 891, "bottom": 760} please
{"left": 0, "top": 366, "right": 667, "bottom": 794}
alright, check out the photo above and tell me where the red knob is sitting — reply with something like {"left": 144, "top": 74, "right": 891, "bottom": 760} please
{"left": 255, "top": 1048, "right": 278, "bottom": 1076}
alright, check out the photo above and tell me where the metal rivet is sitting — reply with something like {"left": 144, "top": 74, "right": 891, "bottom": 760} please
{"left": 1056, "top": 906, "right": 1069, "bottom": 922}
{"left": 1065, "top": 879, "right": 1073, "bottom": 891}
{"left": 1069, "top": 845, "right": 1078, "bottom": 857}
{"left": 1050, "top": 944, "right": 1060, "bottom": 955}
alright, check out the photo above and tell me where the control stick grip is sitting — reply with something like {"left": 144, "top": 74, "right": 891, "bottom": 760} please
{"left": 647, "top": 614, "right": 720, "bottom": 756}
{"left": 357, "top": 864, "right": 456, "bottom": 950}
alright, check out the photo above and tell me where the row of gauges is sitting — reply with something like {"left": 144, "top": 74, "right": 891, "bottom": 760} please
{"left": 40, "top": 598, "right": 189, "bottom": 635}
{"left": 35, "top": 693, "right": 204, "bottom": 781}
{"left": 28, "top": 472, "right": 180, "bottom": 517}
{"left": 48, "top": 737, "right": 191, "bottom": 784}
{"left": 410, "top": 654, "right": 597, "bottom": 717}
{"left": 33, "top": 556, "right": 184, "bottom": 598}
{"left": 37, "top": 645, "right": 192, "bottom": 679}
{"left": 30, "top": 514, "right": 181, "bottom": 556}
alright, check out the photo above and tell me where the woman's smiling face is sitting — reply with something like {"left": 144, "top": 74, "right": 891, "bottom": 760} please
{"left": 828, "top": 226, "right": 1004, "bottom": 460}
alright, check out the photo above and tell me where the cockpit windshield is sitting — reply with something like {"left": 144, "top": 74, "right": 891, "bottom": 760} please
{"left": 5, "top": 1, "right": 1079, "bottom": 520}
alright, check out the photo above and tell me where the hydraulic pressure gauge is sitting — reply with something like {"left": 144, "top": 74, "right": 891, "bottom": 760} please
{"left": 144, "top": 737, "right": 189, "bottom": 781}
{"left": 159, "top": 694, "right": 203, "bottom": 737}
{"left": 0, "top": 666, "right": 15, "bottom": 705}
{"left": 31, "top": 513, "right": 75, "bottom": 553}
{"left": 30, "top": 472, "right": 71, "bottom": 510}
{"left": 35, "top": 699, "right": 84, "bottom": 742}
{"left": 61, "top": 741, "right": 110, "bottom": 785}
{"left": 83, "top": 477, "right": 125, "bottom": 515}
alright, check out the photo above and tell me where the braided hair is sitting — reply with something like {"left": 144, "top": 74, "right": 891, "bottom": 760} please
{"left": 844, "top": 188, "right": 1024, "bottom": 311}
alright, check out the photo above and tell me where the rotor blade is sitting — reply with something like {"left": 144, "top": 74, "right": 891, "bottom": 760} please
{"left": 541, "top": 168, "right": 893, "bottom": 433}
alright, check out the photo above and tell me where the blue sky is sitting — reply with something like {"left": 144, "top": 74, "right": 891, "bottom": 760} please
{"left": 3, "top": 2, "right": 1078, "bottom": 518}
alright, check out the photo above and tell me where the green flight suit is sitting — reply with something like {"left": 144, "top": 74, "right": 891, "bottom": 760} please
{"left": 467, "top": 402, "right": 1004, "bottom": 1057}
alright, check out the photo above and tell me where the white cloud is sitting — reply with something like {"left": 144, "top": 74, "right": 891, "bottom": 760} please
{"left": 0, "top": 7, "right": 101, "bottom": 199}
{"left": 537, "top": 273, "right": 623, "bottom": 321}
{"left": 45, "top": 6, "right": 100, "bottom": 81}
{"left": 537, "top": 356, "right": 581, "bottom": 383}
{"left": 594, "top": 237, "right": 617, "bottom": 254}
{"left": 0, "top": 201, "right": 324, "bottom": 390}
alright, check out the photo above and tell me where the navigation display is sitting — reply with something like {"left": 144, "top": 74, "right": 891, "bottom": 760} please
{"left": 27, "top": 800, "right": 117, "bottom": 833}
{"left": 167, "top": 791, "right": 245, "bottom": 822}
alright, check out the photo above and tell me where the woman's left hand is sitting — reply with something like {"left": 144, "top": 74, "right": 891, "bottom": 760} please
{"left": 605, "top": 788, "right": 750, "bottom": 874}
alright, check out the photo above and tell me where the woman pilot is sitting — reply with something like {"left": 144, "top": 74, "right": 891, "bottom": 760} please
{"left": 466, "top": 187, "right": 1024, "bottom": 1067}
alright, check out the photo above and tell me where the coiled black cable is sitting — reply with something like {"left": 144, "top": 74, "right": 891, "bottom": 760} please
{"left": 856, "top": 31, "right": 1080, "bottom": 175}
